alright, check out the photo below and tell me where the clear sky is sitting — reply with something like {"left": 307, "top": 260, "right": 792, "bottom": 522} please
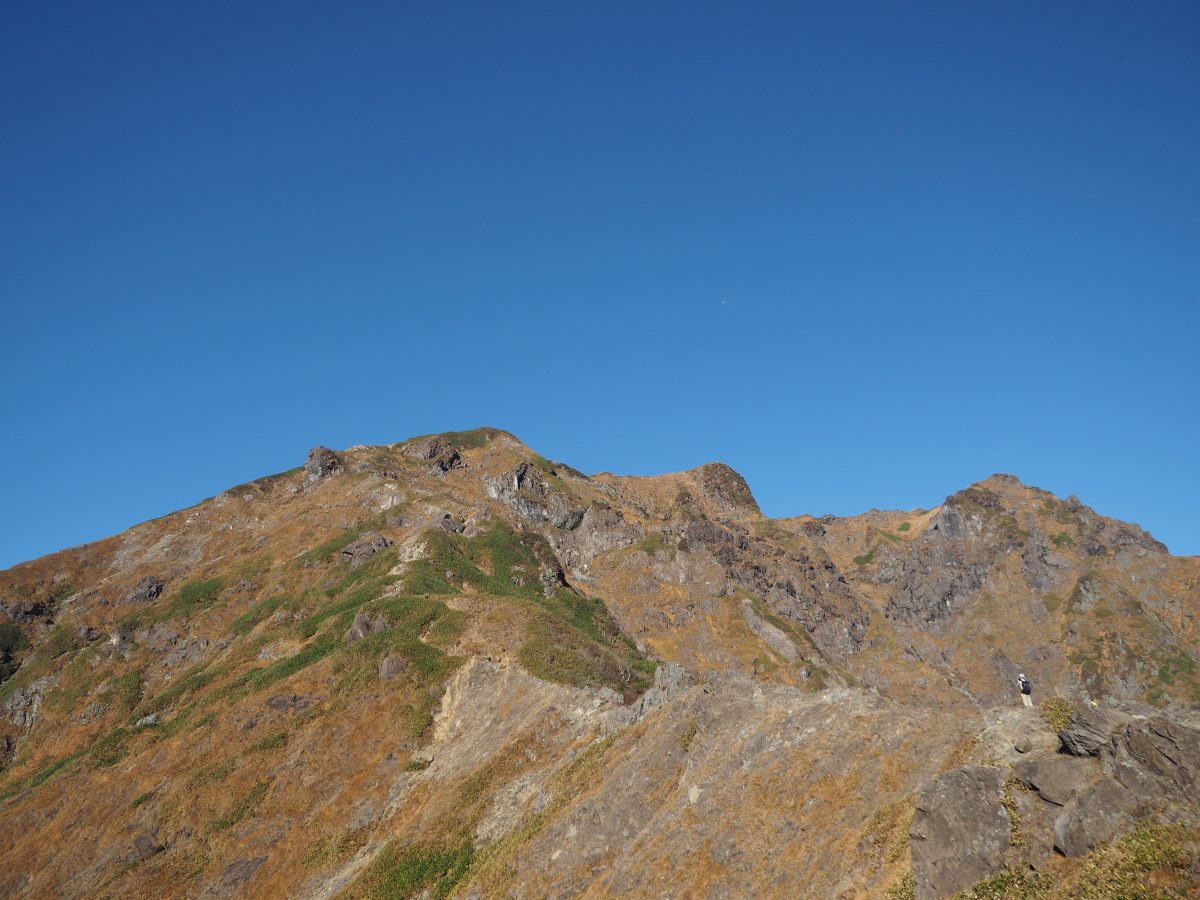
{"left": 3, "top": 2, "right": 1198, "bottom": 568}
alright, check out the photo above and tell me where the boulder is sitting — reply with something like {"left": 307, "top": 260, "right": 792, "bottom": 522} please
{"left": 121, "top": 576, "right": 164, "bottom": 605}
{"left": 1058, "top": 706, "right": 1119, "bottom": 757}
{"left": 1115, "top": 717, "right": 1200, "bottom": 797}
{"left": 340, "top": 532, "right": 392, "bottom": 569}
{"left": 303, "top": 446, "right": 342, "bottom": 488}
{"left": 438, "top": 514, "right": 466, "bottom": 534}
{"left": 346, "top": 610, "right": 388, "bottom": 643}
{"left": 910, "top": 766, "right": 1010, "bottom": 900}
{"left": 3, "top": 598, "right": 48, "bottom": 623}
{"left": 379, "top": 654, "right": 408, "bottom": 680}
{"left": 1012, "top": 754, "right": 1099, "bottom": 806}
{"left": 1053, "top": 776, "right": 1137, "bottom": 857}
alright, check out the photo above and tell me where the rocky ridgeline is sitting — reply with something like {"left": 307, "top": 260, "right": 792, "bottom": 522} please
{"left": 0, "top": 431, "right": 1196, "bottom": 898}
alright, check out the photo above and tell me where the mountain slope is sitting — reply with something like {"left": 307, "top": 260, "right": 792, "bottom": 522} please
{"left": 1, "top": 429, "right": 1197, "bottom": 899}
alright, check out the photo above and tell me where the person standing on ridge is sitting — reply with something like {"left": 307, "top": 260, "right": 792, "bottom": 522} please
{"left": 1018, "top": 672, "right": 1033, "bottom": 707}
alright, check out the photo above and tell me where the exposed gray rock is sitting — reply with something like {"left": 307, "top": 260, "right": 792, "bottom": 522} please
{"left": 402, "top": 436, "right": 464, "bottom": 475}
{"left": 135, "top": 713, "right": 160, "bottom": 728}
{"left": 910, "top": 766, "right": 1010, "bottom": 900}
{"left": 265, "top": 694, "right": 313, "bottom": 715}
{"left": 75, "top": 626, "right": 102, "bottom": 642}
{"left": 346, "top": 610, "right": 388, "bottom": 643}
{"left": 1107, "top": 717, "right": 1200, "bottom": 800}
{"left": 1053, "top": 776, "right": 1137, "bottom": 857}
{"left": 1012, "top": 754, "right": 1099, "bottom": 806}
{"left": 485, "top": 462, "right": 585, "bottom": 531}
{"left": 135, "top": 623, "right": 180, "bottom": 652}
{"left": 692, "top": 462, "right": 761, "bottom": 516}
{"left": 212, "top": 856, "right": 266, "bottom": 894}
{"left": 885, "top": 505, "right": 995, "bottom": 628}
{"left": 303, "top": 446, "right": 342, "bottom": 488}
{"left": 740, "top": 599, "right": 798, "bottom": 663}
{"left": 121, "top": 576, "right": 164, "bottom": 605}
{"left": 3, "top": 675, "right": 57, "bottom": 730}
{"left": 439, "top": 514, "right": 466, "bottom": 534}
{"left": 2, "top": 598, "right": 48, "bottom": 623}
{"left": 106, "top": 627, "right": 135, "bottom": 655}
{"left": 1058, "top": 706, "right": 1120, "bottom": 757}
{"left": 379, "top": 653, "right": 408, "bottom": 680}
{"left": 340, "top": 531, "right": 392, "bottom": 569}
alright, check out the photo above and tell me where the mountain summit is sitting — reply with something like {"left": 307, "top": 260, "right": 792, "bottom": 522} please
{"left": 1, "top": 428, "right": 1197, "bottom": 898}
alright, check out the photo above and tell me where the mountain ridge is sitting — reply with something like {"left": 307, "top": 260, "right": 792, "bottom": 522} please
{"left": 0, "top": 427, "right": 1197, "bottom": 898}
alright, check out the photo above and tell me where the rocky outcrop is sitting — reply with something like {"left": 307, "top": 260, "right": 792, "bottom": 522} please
{"left": 910, "top": 766, "right": 1011, "bottom": 899}
{"left": 1052, "top": 776, "right": 1137, "bottom": 857}
{"left": 401, "top": 436, "right": 463, "bottom": 475}
{"left": 379, "top": 653, "right": 407, "bottom": 680}
{"left": 120, "top": 575, "right": 164, "bottom": 605}
{"left": 484, "top": 462, "right": 585, "bottom": 530}
{"left": 2, "top": 598, "right": 49, "bottom": 624}
{"left": 303, "top": 446, "right": 342, "bottom": 488}
{"left": 3, "top": 674, "right": 57, "bottom": 731}
{"left": 740, "top": 599, "right": 798, "bottom": 663}
{"left": 1058, "top": 705, "right": 1120, "bottom": 757}
{"left": 885, "top": 504, "right": 998, "bottom": 628}
{"left": 1012, "top": 755, "right": 1099, "bottom": 806}
{"left": 345, "top": 610, "right": 388, "bottom": 643}
{"left": 340, "top": 532, "right": 391, "bottom": 569}
{"left": 1108, "top": 716, "right": 1200, "bottom": 802}
{"left": 691, "top": 462, "right": 760, "bottom": 517}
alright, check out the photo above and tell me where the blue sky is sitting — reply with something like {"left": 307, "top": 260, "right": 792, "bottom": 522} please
{"left": 2, "top": 1, "right": 1198, "bottom": 567}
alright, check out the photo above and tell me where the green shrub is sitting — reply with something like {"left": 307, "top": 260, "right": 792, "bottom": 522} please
{"left": 897, "top": 522, "right": 911, "bottom": 532}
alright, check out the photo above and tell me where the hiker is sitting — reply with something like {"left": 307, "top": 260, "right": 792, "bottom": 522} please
{"left": 1018, "top": 672, "right": 1033, "bottom": 707}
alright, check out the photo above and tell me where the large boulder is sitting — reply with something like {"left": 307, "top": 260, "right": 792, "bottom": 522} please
{"left": 340, "top": 532, "right": 392, "bottom": 569}
{"left": 1012, "top": 754, "right": 1099, "bottom": 806}
{"left": 910, "top": 766, "right": 1011, "bottom": 899}
{"left": 1053, "top": 776, "right": 1137, "bottom": 857}
{"left": 1058, "top": 706, "right": 1120, "bottom": 757}
{"left": 345, "top": 610, "right": 388, "bottom": 644}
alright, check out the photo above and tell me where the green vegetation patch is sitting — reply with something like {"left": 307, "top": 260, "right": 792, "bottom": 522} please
{"left": 350, "top": 840, "right": 473, "bottom": 900}
{"left": 405, "top": 525, "right": 654, "bottom": 698}
{"left": 897, "top": 522, "right": 911, "bottom": 532}
{"left": 120, "top": 576, "right": 226, "bottom": 630}
{"left": 854, "top": 548, "right": 877, "bottom": 566}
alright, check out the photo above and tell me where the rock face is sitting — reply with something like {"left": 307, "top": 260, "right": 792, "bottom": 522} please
{"left": 303, "top": 446, "right": 342, "bottom": 487}
{"left": 885, "top": 501, "right": 1001, "bottom": 627}
{"left": 910, "top": 766, "right": 1011, "bottom": 899}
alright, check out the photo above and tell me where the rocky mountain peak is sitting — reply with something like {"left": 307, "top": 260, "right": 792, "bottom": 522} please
{"left": 0, "top": 429, "right": 1195, "bottom": 899}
